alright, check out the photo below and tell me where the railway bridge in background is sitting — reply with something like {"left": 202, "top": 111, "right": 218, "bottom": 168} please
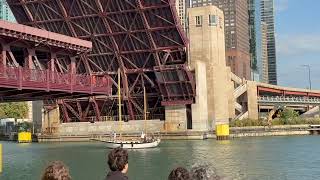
{"left": 232, "top": 77, "right": 320, "bottom": 120}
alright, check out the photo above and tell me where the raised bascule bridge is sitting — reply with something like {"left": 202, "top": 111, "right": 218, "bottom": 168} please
{"left": 7, "top": 0, "right": 195, "bottom": 123}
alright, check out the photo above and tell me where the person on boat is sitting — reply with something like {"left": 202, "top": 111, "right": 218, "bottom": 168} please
{"left": 168, "top": 167, "right": 190, "bottom": 180}
{"left": 41, "top": 161, "right": 71, "bottom": 180}
{"left": 190, "top": 163, "right": 221, "bottom": 180}
{"left": 106, "top": 147, "right": 129, "bottom": 180}
{"left": 140, "top": 131, "right": 146, "bottom": 143}
{"left": 113, "top": 132, "right": 117, "bottom": 141}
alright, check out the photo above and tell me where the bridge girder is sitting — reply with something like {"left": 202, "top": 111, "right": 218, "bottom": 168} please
{"left": 9, "top": 0, "right": 195, "bottom": 121}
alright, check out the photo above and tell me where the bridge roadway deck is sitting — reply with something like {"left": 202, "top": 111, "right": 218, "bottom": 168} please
{"left": 0, "top": 20, "right": 111, "bottom": 101}
{"left": 258, "top": 96, "right": 320, "bottom": 105}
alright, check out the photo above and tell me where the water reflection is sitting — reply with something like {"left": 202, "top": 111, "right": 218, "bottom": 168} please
{"left": 1, "top": 136, "right": 320, "bottom": 180}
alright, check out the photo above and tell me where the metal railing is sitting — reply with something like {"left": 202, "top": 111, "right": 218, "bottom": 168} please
{"left": 0, "top": 66, "right": 111, "bottom": 95}
{"left": 258, "top": 96, "right": 320, "bottom": 104}
{"left": 82, "top": 114, "right": 164, "bottom": 122}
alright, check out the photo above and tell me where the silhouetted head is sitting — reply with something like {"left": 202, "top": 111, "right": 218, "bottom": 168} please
{"left": 168, "top": 167, "right": 190, "bottom": 180}
{"left": 107, "top": 147, "right": 129, "bottom": 173}
{"left": 41, "top": 161, "right": 71, "bottom": 180}
{"left": 190, "top": 163, "right": 221, "bottom": 180}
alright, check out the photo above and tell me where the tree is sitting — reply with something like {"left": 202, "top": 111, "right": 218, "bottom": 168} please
{"left": 279, "top": 108, "right": 300, "bottom": 125}
{"left": 17, "top": 122, "right": 32, "bottom": 132}
{"left": 0, "top": 102, "right": 29, "bottom": 119}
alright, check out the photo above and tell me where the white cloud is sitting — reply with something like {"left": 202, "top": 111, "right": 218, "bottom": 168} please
{"left": 275, "top": 0, "right": 289, "bottom": 12}
{"left": 277, "top": 34, "right": 320, "bottom": 56}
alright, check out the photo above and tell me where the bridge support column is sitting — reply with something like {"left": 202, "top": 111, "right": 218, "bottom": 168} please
{"left": 211, "top": 64, "right": 231, "bottom": 140}
{"left": 191, "top": 61, "right": 209, "bottom": 131}
{"left": 43, "top": 107, "right": 60, "bottom": 134}
{"left": 33, "top": 101, "right": 60, "bottom": 134}
{"left": 164, "top": 106, "right": 187, "bottom": 132}
{"left": 24, "top": 49, "right": 35, "bottom": 69}
{"left": 247, "top": 81, "right": 259, "bottom": 120}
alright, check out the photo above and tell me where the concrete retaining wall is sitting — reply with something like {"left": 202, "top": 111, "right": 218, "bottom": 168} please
{"left": 58, "top": 120, "right": 164, "bottom": 136}
{"left": 231, "top": 131, "right": 309, "bottom": 138}
{"left": 230, "top": 125, "right": 310, "bottom": 137}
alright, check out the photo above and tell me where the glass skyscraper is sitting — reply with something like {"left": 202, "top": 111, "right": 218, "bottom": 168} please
{"left": 0, "top": 1, "right": 15, "bottom": 22}
{"left": 256, "top": 0, "right": 277, "bottom": 85}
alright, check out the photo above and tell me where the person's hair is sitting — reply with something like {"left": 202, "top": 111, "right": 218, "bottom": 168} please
{"left": 41, "top": 161, "right": 71, "bottom": 180}
{"left": 168, "top": 167, "right": 190, "bottom": 180}
{"left": 107, "top": 147, "right": 129, "bottom": 171}
{"left": 190, "top": 163, "right": 221, "bottom": 180}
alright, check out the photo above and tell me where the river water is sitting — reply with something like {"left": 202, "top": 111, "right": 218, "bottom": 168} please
{"left": 1, "top": 136, "right": 320, "bottom": 180}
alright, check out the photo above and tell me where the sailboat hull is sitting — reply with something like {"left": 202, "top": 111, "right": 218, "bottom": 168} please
{"left": 104, "top": 139, "right": 161, "bottom": 149}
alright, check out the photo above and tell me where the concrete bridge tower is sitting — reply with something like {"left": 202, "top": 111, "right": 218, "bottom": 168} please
{"left": 188, "top": 6, "right": 233, "bottom": 139}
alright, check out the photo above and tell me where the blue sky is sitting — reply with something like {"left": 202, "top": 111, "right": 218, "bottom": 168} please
{"left": 275, "top": 0, "right": 320, "bottom": 89}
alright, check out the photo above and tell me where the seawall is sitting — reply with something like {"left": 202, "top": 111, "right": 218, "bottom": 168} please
{"left": 230, "top": 125, "right": 310, "bottom": 138}
{"left": 37, "top": 123, "right": 315, "bottom": 142}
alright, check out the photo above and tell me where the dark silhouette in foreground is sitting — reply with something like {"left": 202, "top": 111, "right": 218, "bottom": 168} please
{"left": 106, "top": 147, "right": 129, "bottom": 180}
{"left": 190, "top": 164, "right": 221, "bottom": 180}
{"left": 168, "top": 167, "right": 190, "bottom": 180}
{"left": 41, "top": 161, "right": 71, "bottom": 180}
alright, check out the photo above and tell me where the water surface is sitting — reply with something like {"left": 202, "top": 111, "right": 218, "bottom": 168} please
{"left": 1, "top": 136, "right": 320, "bottom": 180}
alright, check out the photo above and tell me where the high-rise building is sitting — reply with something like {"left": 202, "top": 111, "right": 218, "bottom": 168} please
{"left": 189, "top": 0, "right": 251, "bottom": 80}
{"left": 175, "top": 0, "right": 186, "bottom": 27}
{"left": 248, "top": 0, "right": 257, "bottom": 76}
{"left": 0, "top": 1, "right": 15, "bottom": 22}
{"left": 260, "top": 22, "right": 269, "bottom": 83}
{"left": 256, "top": 0, "right": 277, "bottom": 85}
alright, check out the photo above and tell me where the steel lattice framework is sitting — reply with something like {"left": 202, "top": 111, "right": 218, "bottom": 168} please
{"left": 8, "top": 0, "right": 195, "bottom": 122}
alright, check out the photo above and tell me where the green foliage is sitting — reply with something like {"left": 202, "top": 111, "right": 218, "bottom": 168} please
{"left": 230, "top": 113, "right": 320, "bottom": 127}
{"left": 230, "top": 119, "right": 268, "bottom": 127}
{"left": 0, "top": 102, "right": 29, "bottom": 119}
{"left": 17, "top": 122, "right": 32, "bottom": 132}
{"left": 278, "top": 108, "right": 300, "bottom": 125}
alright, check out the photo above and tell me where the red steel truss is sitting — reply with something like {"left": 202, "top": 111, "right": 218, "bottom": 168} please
{"left": 0, "top": 20, "right": 111, "bottom": 102}
{"left": 8, "top": 0, "right": 195, "bottom": 122}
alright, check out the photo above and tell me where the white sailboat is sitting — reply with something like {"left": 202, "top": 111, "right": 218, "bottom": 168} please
{"left": 101, "top": 69, "right": 161, "bottom": 149}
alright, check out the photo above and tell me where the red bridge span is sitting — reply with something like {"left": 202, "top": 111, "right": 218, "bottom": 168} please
{"left": 0, "top": 20, "right": 111, "bottom": 102}
{"left": 6, "top": 0, "right": 195, "bottom": 122}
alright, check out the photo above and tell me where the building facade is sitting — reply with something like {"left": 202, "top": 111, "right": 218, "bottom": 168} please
{"left": 248, "top": 0, "right": 257, "bottom": 78}
{"left": 189, "top": 0, "right": 251, "bottom": 80}
{"left": 260, "top": 22, "right": 269, "bottom": 83}
{"left": 0, "top": 1, "right": 15, "bottom": 22}
{"left": 175, "top": 0, "right": 186, "bottom": 27}
{"left": 256, "top": 0, "right": 277, "bottom": 85}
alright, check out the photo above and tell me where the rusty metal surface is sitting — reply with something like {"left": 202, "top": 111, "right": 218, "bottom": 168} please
{"left": 8, "top": 0, "right": 195, "bottom": 121}
{"left": 0, "top": 17, "right": 111, "bottom": 101}
{"left": 0, "top": 20, "right": 92, "bottom": 52}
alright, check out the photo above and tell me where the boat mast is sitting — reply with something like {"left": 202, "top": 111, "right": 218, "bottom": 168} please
{"left": 118, "top": 68, "right": 122, "bottom": 139}
{"left": 144, "top": 86, "right": 147, "bottom": 135}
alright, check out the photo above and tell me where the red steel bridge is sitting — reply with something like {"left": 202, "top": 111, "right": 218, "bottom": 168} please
{"left": 7, "top": 0, "right": 195, "bottom": 122}
{"left": 0, "top": 20, "right": 111, "bottom": 102}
